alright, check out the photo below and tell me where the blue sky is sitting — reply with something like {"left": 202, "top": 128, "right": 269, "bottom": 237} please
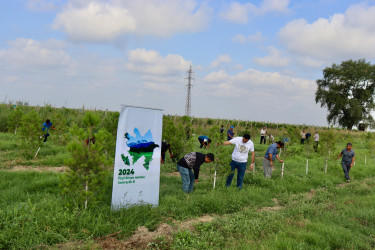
{"left": 2, "top": 0, "right": 375, "bottom": 126}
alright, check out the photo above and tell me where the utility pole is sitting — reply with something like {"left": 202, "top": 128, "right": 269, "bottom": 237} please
{"left": 185, "top": 65, "right": 194, "bottom": 117}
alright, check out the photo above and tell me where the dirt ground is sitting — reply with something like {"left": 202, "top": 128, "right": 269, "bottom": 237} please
{"left": 2, "top": 165, "right": 69, "bottom": 172}
{"left": 96, "top": 215, "right": 214, "bottom": 249}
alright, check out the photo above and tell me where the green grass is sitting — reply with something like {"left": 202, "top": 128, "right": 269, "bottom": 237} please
{"left": 1, "top": 117, "right": 375, "bottom": 248}
{"left": 1, "top": 159, "right": 375, "bottom": 249}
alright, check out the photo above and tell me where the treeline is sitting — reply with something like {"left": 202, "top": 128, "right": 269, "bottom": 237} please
{"left": 0, "top": 103, "right": 364, "bottom": 141}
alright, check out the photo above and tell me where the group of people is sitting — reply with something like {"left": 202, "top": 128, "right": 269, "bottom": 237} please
{"left": 176, "top": 130, "right": 286, "bottom": 193}
{"left": 175, "top": 126, "right": 356, "bottom": 193}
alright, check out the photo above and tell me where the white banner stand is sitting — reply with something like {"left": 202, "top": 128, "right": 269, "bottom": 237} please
{"left": 111, "top": 105, "right": 163, "bottom": 209}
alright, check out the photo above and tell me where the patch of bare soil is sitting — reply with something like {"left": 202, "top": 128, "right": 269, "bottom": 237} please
{"left": 4, "top": 165, "right": 69, "bottom": 172}
{"left": 174, "top": 215, "right": 214, "bottom": 231}
{"left": 163, "top": 172, "right": 180, "bottom": 177}
{"left": 96, "top": 215, "right": 214, "bottom": 249}
{"left": 97, "top": 224, "right": 174, "bottom": 249}
{"left": 257, "top": 198, "right": 283, "bottom": 212}
{"left": 306, "top": 189, "right": 315, "bottom": 199}
{"left": 336, "top": 182, "right": 349, "bottom": 188}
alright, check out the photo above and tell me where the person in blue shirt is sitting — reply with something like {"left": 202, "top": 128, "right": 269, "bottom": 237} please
{"left": 263, "top": 141, "right": 284, "bottom": 178}
{"left": 41, "top": 119, "right": 53, "bottom": 142}
{"left": 337, "top": 143, "right": 355, "bottom": 181}
{"left": 227, "top": 126, "right": 234, "bottom": 140}
{"left": 198, "top": 135, "right": 211, "bottom": 149}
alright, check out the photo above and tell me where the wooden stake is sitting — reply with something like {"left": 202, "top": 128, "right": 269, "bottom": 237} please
{"left": 85, "top": 180, "right": 88, "bottom": 209}
{"left": 34, "top": 147, "right": 41, "bottom": 158}
{"left": 281, "top": 163, "right": 284, "bottom": 178}
{"left": 306, "top": 159, "right": 308, "bottom": 175}
{"left": 324, "top": 157, "right": 327, "bottom": 174}
{"left": 213, "top": 170, "right": 217, "bottom": 189}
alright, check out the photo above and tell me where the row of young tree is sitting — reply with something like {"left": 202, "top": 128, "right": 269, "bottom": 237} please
{"left": 1, "top": 103, "right": 371, "bottom": 209}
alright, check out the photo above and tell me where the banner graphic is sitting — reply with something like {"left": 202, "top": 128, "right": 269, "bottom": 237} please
{"left": 111, "top": 106, "right": 163, "bottom": 209}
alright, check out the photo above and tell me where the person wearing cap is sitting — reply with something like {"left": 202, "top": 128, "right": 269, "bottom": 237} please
{"left": 176, "top": 152, "right": 215, "bottom": 193}
{"left": 337, "top": 143, "right": 355, "bottom": 181}
{"left": 263, "top": 141, "right": 285, "bottom": 178}
{"left": 227, "top": 126, "right": 235, "bottom": 141}
{"left": 223, "top": 133, "right": 255, "bottom": 189}
{"left": 198, "top": 135, "right": 212, "bottom": 149}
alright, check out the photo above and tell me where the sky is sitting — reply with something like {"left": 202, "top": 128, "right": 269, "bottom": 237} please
{"left": 2, "top": 0, "right": 375, "bottom": 126}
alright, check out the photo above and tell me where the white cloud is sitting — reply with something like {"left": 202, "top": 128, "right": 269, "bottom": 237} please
{"left": 220, "top": 0, "right": 290, "bottom": 23}
{"left": 210, "top": 54, "right": 232, "bottom": 68}
{"left": 125, "top": 48, "right": 191, "bottom": 76}
{"left": 219, "top": 2, "right": 255, "bottom": 24}
{"left": 0, "top": 38, "right": 74, "bottom": 68}
{"left": 279, "top": 3, "right": 375, "bottom": 60}
{"left": 260, "top": 0, "right": 290, "bottom": 13}
{"left": 203, "top": 68, "right": 314, "bottom": 99}
{"left": 233, "top": 32, "right": 267, "bottom": 44}
{"left": 254, "top": 47, "right": 290, "bottom": 67}
{"left": 53, "top": 0, "right": 211, "bottom": 42}
{"left": 53, "top": 2, "right": 136, "bottom": 42}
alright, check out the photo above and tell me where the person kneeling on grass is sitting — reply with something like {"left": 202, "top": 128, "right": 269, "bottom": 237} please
{"left": 263, "top": 141, "right": 284, "bottom": 178}
{"left": 223, "top": 134, "right": 255, "bottom": 190}
{"left": 177, "top": 152, "right": 215, "bottom": 193}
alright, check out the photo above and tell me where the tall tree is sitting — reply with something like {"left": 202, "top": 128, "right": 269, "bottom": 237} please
{"left": 315, "top": 59, "right": 375, "bottom": 130}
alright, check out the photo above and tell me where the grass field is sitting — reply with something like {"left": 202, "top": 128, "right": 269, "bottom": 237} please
{"left": 1, "top": 126, "right": 375, "bottom": 249}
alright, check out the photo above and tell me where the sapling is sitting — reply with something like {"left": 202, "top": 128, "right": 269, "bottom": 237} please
{"left": 19, "top": 110, "right": 43, "bottom": 159}
{"left": 61, "top": 112, "right": 112, "bottom": 209}
{"left": 8, "top": 106, "right": 23, "bottom": 134}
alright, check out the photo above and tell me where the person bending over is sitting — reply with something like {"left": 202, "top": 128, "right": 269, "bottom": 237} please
{"left": 176, "top": 152, "right": 214, "bottom": 193}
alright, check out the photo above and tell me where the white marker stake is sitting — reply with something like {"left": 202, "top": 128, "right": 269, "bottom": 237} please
{"left": 324, "top": 158, "right": 327, "bottom": 174}
{"left": 34, "top": 147, "right": 41, "bottom": 158}
{"left": 213, "top": 170, "right": 217, "bottom": 189}
{"left": 281, "top": 163, "right": 284, "bottom": 178}
{"left": 306, "top": 159, "right": 309, "bottom": 175}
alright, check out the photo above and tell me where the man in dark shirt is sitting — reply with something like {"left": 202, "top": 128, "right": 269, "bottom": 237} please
{"left": 337, "top": 143, "right": 355, "bottom": 181}
{"left": 177, "top": 152, "right": 214, "bottom": 193}
{"left": 227, "top": 126, "right": 234, "bottom": 140}
{"left": 198, "top": 135, "right": 211, "bottom": 149}
{"left": 161, "top": 140, "right": 173, "bottom": 164}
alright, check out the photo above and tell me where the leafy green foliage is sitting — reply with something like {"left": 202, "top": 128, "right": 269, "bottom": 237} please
{"left": 19, "top": 110, "right": 42, "bottom": 158}
{"left": 162, "top": 119, "right": 192, "bottom": 160}
{"left": 61, "top": 112, "right": 112, "bottom": 209}
{"left": 7, "top": 106, "right": 23, "bottom": 134}
{"left": 316, "top": 59, "right": 375, "bottom": 130}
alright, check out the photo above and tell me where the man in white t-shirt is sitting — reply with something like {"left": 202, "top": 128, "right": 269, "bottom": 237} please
{"left": 223, "top": 134, "right": 255, "bottom": 189}
{"left": 314, "top": 131, "right": 319, "bottom": 152}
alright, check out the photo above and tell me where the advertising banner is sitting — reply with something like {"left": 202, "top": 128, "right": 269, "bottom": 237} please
{"left": 111, "top": 105, "right": 163, "bottom": 209}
